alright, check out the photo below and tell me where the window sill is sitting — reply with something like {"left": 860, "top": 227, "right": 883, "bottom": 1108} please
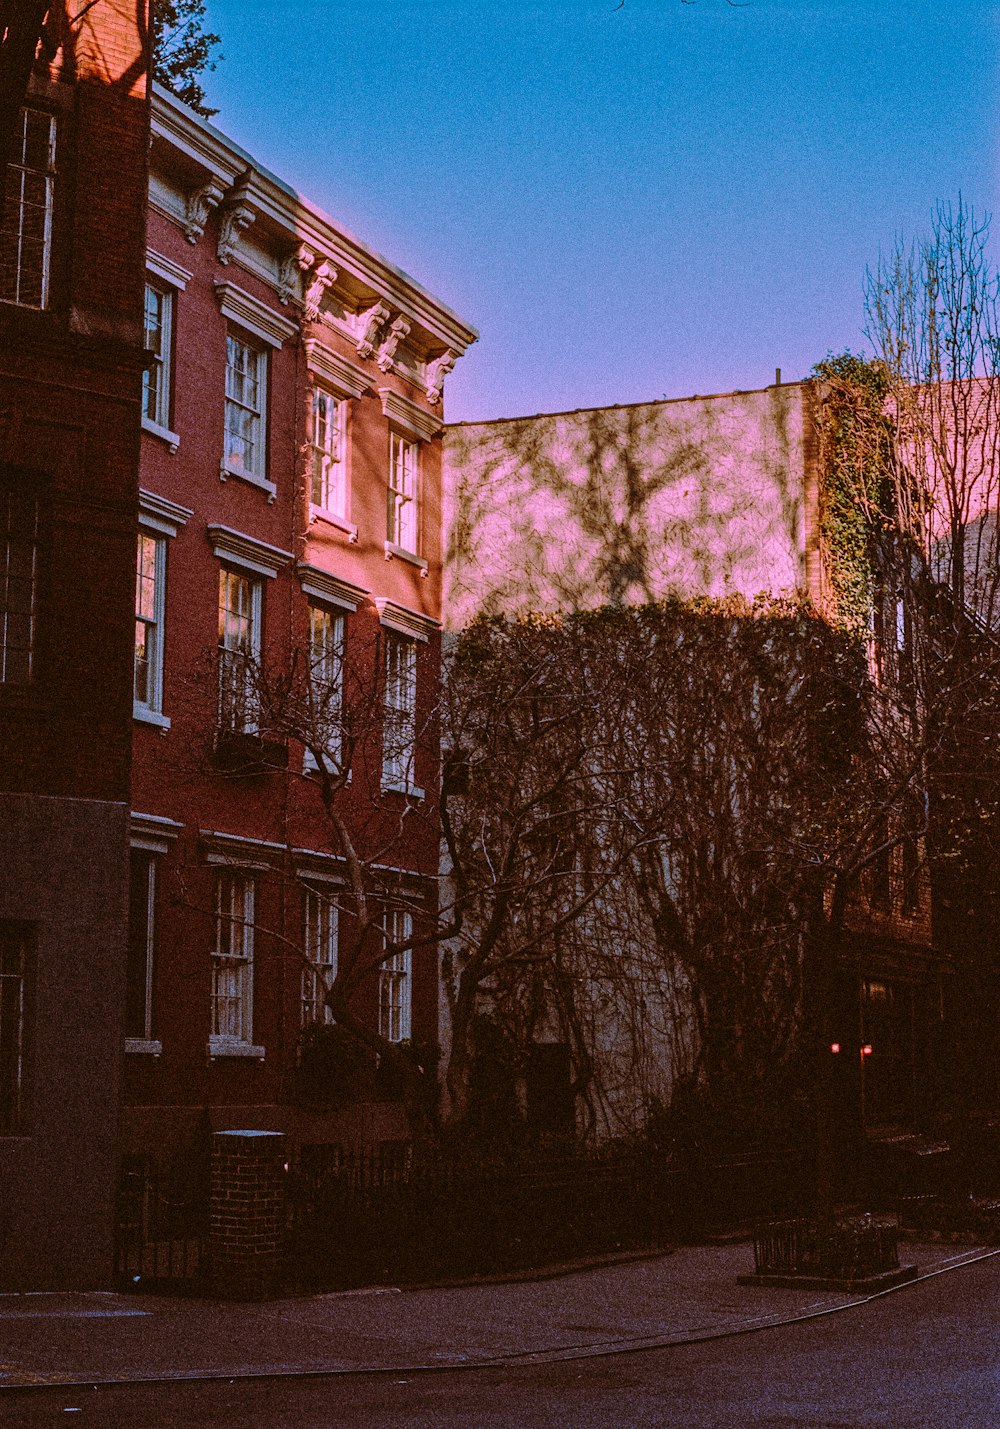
{"left": 310, "top": 506, "right": 358, "bottom": 542}
{"left": 220, "top": 462, "right": 277, "bottom": 503}
{"left": 208, "top": 1040, "right": 266, "bottom": 1060}
{"left": 125, "top": 1038, "right": 162, "bottom": 1056}
{"left": 133, "top": 703, "right": 171, "bottom": 732}
{"left": 304, "top": 749, "right": 349, "bottom": 780}
{"left": 141, "top": 416, "right": 180, "bottom": 453}
{"left": 382, "top": 779, "right": 425, "bottom": 801}
{"left": 384, "top": 541, "right": 429, "bottom": 574}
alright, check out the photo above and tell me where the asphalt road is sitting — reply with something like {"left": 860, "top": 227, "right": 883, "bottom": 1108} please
{"left": 4, "top": 1253, "right": 1000, "bottom": 1428}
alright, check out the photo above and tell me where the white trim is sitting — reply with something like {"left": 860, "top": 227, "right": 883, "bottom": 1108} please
{"left": 152, "top": 86, "right": 478, "bottom": 359}
{"left": 384, "top": 541, "right": 429, "bottom": 573}
{"left": 382, "top": 778, "right": 425, "bottom": 800}
{"left": 125, "top": 1038, "right": 163, "bottom": 1056}
{"left": 214, "top": 279, "right": 298, "bottom": 348}
{"left": 305, "top": 339, "right": 370, "bottom": 399}
{"left": 208, "top": 1039, "right": 266, "bottom": 1059}
{"left": 296, "top": 562, "right": 367, "bottom": 612}
{"left": 208, "top": 524, "right": 291, "bottom": 579}
{"left": 133, "top": 705, "right": 171, "bottom": 732}
{"left": 141, "top": 416, "right": 181, "bottom": 453}
{"left": 378, "top": 388, "right": 442, "bottom": 443}
{"left": 375, "top": 597, "right": 439, "bottom": 643}
{"left": 146, "top": 248, "right": 192, "bottom": 290}
{"left": 139, "top": 488, "right": 193, "bottom": 539}
{"left": 200, "top": 828, "right": 284, "bottom": 869}
{"left": 310, "top": 508, "right": 358, "bottom": 542}
{"left": 130, "top": 810, "right": 183, "bottom": 854}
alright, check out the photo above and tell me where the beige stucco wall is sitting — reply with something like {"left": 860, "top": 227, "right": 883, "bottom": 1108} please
{"left": 443, "top": 383, "right": 817, "bottom": 628}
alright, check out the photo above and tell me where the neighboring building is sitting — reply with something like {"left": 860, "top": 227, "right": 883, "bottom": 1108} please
{"left": 126, "top": 85, "right": 476, "bottom": 1165}
{"left": 0, "top": 4, "right": 150, "bottom": 1287}
{"left": 442, "top": 386, "right": 947, "bottom": 1147}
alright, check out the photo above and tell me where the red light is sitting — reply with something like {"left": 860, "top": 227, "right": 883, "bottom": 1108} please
{"left": 862, "top": 1044, "right": 873, "bottom": 1057}
{"left": 830, "top": 1043, "right": 841, "bottom": 1054}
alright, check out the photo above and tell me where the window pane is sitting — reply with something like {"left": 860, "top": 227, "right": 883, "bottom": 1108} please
{"left": 0, "top": 109, "right": 55, "bottom": 309}
{"left": 0, "top": 484, "right": 39, "bottom": 685}
{"left": 126, "top": 853, "right": 154, "bottom": 1040}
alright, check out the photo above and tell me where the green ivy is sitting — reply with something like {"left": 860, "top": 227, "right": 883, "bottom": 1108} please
{"left": 811, "top": 353, "right": 895, "bottom": 636}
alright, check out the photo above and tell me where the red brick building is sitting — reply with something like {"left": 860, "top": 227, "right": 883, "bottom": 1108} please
{"left": 0, "top": 1, "right": 149, "bottom": 1288}
{"left": 127, "top": 85, "right": 476, "bottom": 1164}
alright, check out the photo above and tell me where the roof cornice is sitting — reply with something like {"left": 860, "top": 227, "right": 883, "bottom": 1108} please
{"left": 151, "top": 85, "right": 478, "bottom": 358}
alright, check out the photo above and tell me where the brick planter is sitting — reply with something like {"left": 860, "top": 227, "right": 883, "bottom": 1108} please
{"left": 209, "top": 1131, "right": 287, "bottom": 1300}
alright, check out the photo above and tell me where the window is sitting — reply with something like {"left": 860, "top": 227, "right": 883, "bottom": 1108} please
{"left": 224, "top": 330, "right": 267, "bottom": 481}
{"left": 134, "top": 532, "right": 166, "bottom": 719}
{"left": 143, "top": 281, "right": 173, "bottom": 431}
{"left": 383, "top": 632, "right": 417, "bottom": 790}
{"left": 0, "top": 923, "right": 28, "bottom": 1133}
{"left": 307, "top": 604, "right": 344, "bottom": 766}
{"left": 379, "top": 909, "right": 412, "bottom": 1043}
{"left": 387, "top": 431, "right": 419, "bottom": 553}
{"left": 302, "top": 886, "right": 337, "bottom": 1025}
{"left": 126, "top": 851, "right": 156, "bottom": 1047}
{"left": 0, "top": 108, "right": 55, "bottom": 310}
{"left": 210, "top": 870, "right": 255, "bottom": 1048}
{"left": 0, "top": 482, "right": 39, "bottom": 685}
{"left": 218, "top": 567, "right": 261, "bottom": 733}
{"left": 310, "top": 386, "right": 347, "bottom": 516}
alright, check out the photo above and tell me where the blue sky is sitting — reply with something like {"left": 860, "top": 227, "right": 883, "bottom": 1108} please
{"left": 201, "top": 0, "right": 1000, "bottom": 422}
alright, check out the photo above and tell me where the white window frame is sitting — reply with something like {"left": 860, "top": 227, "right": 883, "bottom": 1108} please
{"left": 302, "top": 885, "right": 338, "bottom": 1025}
{"left": 217, "top": 566, "right": 263, "bottom": 735}
{"left": 223, "top": 327, "right": 272, "bottom": 495}
{"left": 310, "top": 385, "right": 348, "bottom": 520}
{"left": 0, "top": 482, "right": 39, "bottom": 686}
{"left": 0, "top": 922, "right": 28, "bottom": 1134}
{"left": 305, "top": 603, "right": 345, "bottom": 771}
{"left": 379, "top": 909, "right": 412, "bottom": 1044}
{"left": 125, "top": 849, "right": 161, "bottom": 1055}
{"left": 387, "top": 430, "right": 419, "bottom": 556}
{"left": 209, "top": 869, "right": 262, "bottom": 1056}
{"left": 134, "top": 530, "right": 167, "bottom": 725}
{"left": 0, "top": 107, "right": 55, "bottom": 310}
{"left": 142, "top": 279, "right": 177, "bottom": 445}
{"left": 382, "top": 631, "right": 419, "bottom": 794}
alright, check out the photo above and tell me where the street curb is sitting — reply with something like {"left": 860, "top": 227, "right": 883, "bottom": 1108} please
{"left": 1, "top": 1244, "right": 997, "bottom": 1394}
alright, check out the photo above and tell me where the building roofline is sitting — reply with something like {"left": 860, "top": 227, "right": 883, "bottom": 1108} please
{"left": 151, "top": 84, "right": 478, "bottom": 356}
{"left": 445, "top": 379, "right": 808, "bottom": 430}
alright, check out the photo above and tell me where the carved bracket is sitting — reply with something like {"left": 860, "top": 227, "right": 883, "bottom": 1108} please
{"left": 184, "top": 180, "right": 225, "bottom": 244}
{"left": 377, "top": 316, "right": 411, "bottom": 373}
{"left": 303, "top": 259, "right": 337, "bottom": 322}
{"left": 277, "top": 244, "right": 314, "bottom": 305}
{"left": 355, "top": 301, "right": 391, "bottom": 359}
{"left": 217, "top": 171, "right": 256, "bottom": 266}
{"left": 425, "top": 349, "right": 457, "bottom": 405}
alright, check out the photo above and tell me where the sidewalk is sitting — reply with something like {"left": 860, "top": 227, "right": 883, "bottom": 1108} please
{"left": 0, "top": 1240, "right": 993, "bottom": 1390}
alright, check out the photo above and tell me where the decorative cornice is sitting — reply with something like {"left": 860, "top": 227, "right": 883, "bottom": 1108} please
{"left": 214, "top": 280, "right": 298, "bottom": 348}
{"left": 217, "top": 171, "right": 256, "bottom": 265}
{"left": 184, "top": 179, "right": 224, "bottom": 243}
{"left": 200, "top": 829, "right": 285, "bottom": 870}
{"left": 278, "top": 243, "right": 314, "bottom": 305}
{"left": 152, "top": 85, "right": 478, "bottom": 358}
{"left": 139, "top": 488, "right": 193, "bottom": 538}
{"left": 304, "top": 259, "right": 337, "bottom": 322}
{"left": 375, "top": 597, "right": 440, "bottom": 643}
{"left": 207, "top": 524, "right": 293, "bottom": 579}
{"left": 130, "top": 811, "right": 184, "bottom": 854}
{"left": 378, "top": 388, "right": 443, "bottom": 443}
{"left": 296, "top": 563, "right": 369, "bottom": 611}
{"left": 425, "top": 349, "right": 457, "bottom": 406}
{"left": 356, "top": 301, "right": 391, "bottom": 359}
{"left": 304, "top": 340, "right": 370, "bottom": 400}
{"left": 146, "top": 248, "right": 193, "bottom": 290}
{"left": 377, "top": 315, "right": 411, "bottom": 374}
